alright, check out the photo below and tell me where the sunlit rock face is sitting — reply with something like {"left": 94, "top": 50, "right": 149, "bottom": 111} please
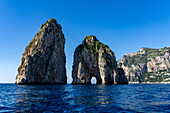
{"left": 16, "top": 18, "right": 67, "bottom": 84}
{"left": 72, "top": 35, "right": 128, "bottom": 85}
{"left": 118, "top": 47, "right": 170, "bottom": 83}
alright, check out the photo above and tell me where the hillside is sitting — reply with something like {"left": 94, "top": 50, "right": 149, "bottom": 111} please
{"left": 118, "top": 47, "right": 170, "bottom": 83}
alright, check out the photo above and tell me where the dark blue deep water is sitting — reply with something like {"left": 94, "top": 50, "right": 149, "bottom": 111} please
{"left": 0, "top": 84, "right": 169, "bottom": 113}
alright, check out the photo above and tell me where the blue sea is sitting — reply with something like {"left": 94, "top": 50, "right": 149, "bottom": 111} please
{"left": 0, "top": 84, "right": 169, "bottom": 113}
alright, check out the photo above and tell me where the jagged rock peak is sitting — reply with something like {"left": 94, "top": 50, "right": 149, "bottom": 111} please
{"left": 82, "top": 35, "right": 98, "bottom": 44}
{"left": 15, "top": 18, "right": 67, "bottom": 85}
{"left": 72, "top": 35, "right": 128, "bottom": 85}
{"left": 40, "top": 18, "right": 62, "bottom": 30}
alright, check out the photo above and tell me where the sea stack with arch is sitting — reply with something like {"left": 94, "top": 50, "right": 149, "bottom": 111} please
{"left": 72, "top": 35, "right": 128, "bottom": 84}
{"left": 15, "top": 18, "right": 67, "bottom": 85}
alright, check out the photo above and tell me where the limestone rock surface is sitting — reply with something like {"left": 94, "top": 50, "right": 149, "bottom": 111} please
{"left": 72, "top": 35, "right": 128, "bottom": 84}
{"left": 16, "top": 18, "right": 67, "bottom": 84}
{"left": 118, "top": 47, "right": 170, "bottom": 83}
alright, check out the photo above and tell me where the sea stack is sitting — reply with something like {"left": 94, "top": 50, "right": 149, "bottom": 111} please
{"left": 72, "top": 35, "right": 128, "bottom": 84}
{"left": 15, "top": 18, "right": 67, "bottom": 84}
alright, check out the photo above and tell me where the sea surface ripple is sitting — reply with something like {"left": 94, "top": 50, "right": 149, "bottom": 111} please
{"left": 0, "top": 84, "right": 169, "bottom": 112}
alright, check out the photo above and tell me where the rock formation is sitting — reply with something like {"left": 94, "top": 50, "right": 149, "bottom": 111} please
{"left": 118, "top": 47, "right": 170, "bottom": 83}
{"left": 117, "top": 68, "right": 128, "bottom": 84}
{"left": 15, "top": 18, "right": 67, "bottom": 84}
{"left": 72, "top": 35, "right": 128, "bottom": 85}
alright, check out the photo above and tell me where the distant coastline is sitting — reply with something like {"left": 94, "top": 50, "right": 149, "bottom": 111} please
{"left": 129, "top": 82, "right": 170, "bottom": 84}
{"left": 1, "top": 81, "right": 170, "bottom": 84}
{"left": 118, "top": 47, "right": 170, "bottom": 83}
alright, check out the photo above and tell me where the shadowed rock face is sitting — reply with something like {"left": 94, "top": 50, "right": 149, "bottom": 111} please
{"left": 16, "top": 18, "right": 67, "bottom": 85}
{"left": 117, "top": 68, "right": 128, "bottom": 84}
{"left": 72, "top": 35, "right": 128, "bottom": 85}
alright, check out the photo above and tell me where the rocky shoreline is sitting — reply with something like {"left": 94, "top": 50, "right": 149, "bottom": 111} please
{"left": 129, "top": 82, "right": 170, "bottom": 84}
{"left": 118, "top": 47, "right": 170, "bottom": 83}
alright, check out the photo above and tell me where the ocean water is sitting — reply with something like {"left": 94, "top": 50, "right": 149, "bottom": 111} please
{"left": 0, "top": 84, "right": 169, "bottom": 113}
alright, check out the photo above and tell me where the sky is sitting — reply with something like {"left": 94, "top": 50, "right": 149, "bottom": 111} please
{"left": 0, "top": 0, "right": 170, "bottom": 83}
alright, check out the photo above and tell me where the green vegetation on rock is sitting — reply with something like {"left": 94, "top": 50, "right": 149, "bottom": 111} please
{"left": 25, "top": 38, "right": 36, "bottom": 52}
{"left": 24, "top": 37, "right": 41, "bottom": 56}
{"left": 74, "top": 35, "right": 114, "bottom": 69}
{"left": 80, "top": 35, "right": 111, "bottom": 54}
{"left": 83, "top": 35, "right": 97, "bottom": 41}
{"left": 142, "top": 47, "right": 158, "bottom": 51}
{"left": 118, "top": 47, "right": 170, "bottom": 83}
{"left": 123, "top": 54, "right": 147, "bottom": 67}
{"left": 122, "top": 48, "right": 168, "bottom": 67}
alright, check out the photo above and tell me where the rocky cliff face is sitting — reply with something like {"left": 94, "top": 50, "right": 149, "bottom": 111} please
{"left": 118, "top": 47, "right": 170, "bottom": 83}
{"left": 16, "top": 18, "right": 67, "bottom": 84}
{"left": 72, "top": 35, "right": 128, "bottom": 84}
{"left": 117, "top": 68, "right": 128, "bottom": 84}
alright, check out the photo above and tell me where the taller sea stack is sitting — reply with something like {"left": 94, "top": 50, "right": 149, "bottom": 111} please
{"left": 72, "top": 35, "right": 128, "bottom": 84}
{"left": 16, "top": 18, "right": 67, "bottom": 84}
